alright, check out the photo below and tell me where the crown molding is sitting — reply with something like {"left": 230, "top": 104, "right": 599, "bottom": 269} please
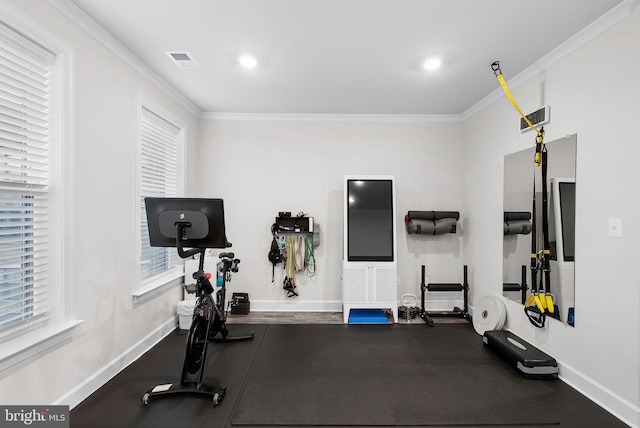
{"left": 46, "top": 0, "right": 201, "bottom": 117}
{"left": 200, "top": 112, "right": 462, "bottom": 122}
{"left": 461, "top": 0, "right": 638, "bottom": 121}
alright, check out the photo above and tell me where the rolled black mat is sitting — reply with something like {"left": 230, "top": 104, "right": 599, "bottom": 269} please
{"left": 407, "top": 210, "right": 460, "bottom": 221}
{"left": 504, "top": 211, "right": 531, "bottom": 221}
{"left": 406, "top": 217, "right": 457, "bottom": 235}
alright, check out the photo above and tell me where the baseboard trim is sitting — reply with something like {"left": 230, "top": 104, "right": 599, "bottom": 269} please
{"left": 250, "top": 299, "right": 465, "bottom": 313}
{"left": 251, "top": 300, "right": 342, "bottom": 312}
{"left": 558, "top": 359, "right": 639, "bottom": 427}
{"left": 54, "top": 317, "right": 177, "bottom": 409}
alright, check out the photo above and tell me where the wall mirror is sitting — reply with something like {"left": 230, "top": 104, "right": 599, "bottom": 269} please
{"left": 502, "top": 134, "right": 576, "bottom": 326}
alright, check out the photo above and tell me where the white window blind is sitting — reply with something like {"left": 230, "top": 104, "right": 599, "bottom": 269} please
{"left": 139, "top": 106, "right": 181, "bottom": 282}
{"left": 0, "top": 21, "right": 55, "bottom": 332}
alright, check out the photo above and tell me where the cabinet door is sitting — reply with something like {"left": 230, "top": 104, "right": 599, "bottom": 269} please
{"left": 342, "top": 266, "right": 368, "bottom": 302}
{"left": 372, "top": 266, "right": 397, "bottom": 303}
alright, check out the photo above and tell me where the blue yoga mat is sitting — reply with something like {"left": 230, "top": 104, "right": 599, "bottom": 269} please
{"left": 347, "top": 309, "right": 387, "bottom": 323}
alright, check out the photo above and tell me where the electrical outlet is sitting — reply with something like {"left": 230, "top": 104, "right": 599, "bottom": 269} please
{"left": 608, "top": 218, "right": 622, "bottom": 237}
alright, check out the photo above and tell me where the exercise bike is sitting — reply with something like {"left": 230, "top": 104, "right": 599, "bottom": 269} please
{"left": 142, "top": 221, "right": 254, "bottom": 406}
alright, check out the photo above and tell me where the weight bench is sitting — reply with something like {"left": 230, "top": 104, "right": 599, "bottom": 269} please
{"left": 418, "top": 264, "right": 471, "bottom": 327}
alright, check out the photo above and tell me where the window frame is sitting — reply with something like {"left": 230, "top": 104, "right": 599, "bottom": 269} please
{"left": 0, "top": 2, "right": 79, "bottom": 372}
{"left": 133, "top": 92, "right": 186, "bottom": 303}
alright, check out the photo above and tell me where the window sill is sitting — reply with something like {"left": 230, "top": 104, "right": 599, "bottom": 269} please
{"left": 0, "top": 320, "right": 84, "bottom": 373}
{"left": 133, "top": 272, "right": 183, "bottom": 304}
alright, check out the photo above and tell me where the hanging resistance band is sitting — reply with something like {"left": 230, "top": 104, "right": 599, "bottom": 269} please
{"left": 304, "top": 234, "right": 316, "bottom": 276}
{"left": 283, "top": 236, "right": 298, "bottom": 298}
{"left": 492, "top": 61, "right": 553, "bottom": 328}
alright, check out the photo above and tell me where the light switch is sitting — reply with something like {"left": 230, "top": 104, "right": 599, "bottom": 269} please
{"left": 608, "top": 218, "right": 622, "bottom": 237}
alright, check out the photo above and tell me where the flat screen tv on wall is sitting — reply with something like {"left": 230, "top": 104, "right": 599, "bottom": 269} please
{"left": 346, "top": 179, "right": 394, "bottom": 262}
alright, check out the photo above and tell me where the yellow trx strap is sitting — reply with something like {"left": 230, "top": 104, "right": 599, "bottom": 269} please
{"left": 491, "top": 61, "right": 542, "bottom": 136}
{"left": 491, "top": 61, "right": 545, "bottom": 166}
{"left": 492, "top": 61, "right": 554, "bottom": 323}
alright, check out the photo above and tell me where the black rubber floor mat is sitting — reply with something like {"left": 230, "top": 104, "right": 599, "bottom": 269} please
{"left": 231, "top": 324, "right": 559, "bottom": 426}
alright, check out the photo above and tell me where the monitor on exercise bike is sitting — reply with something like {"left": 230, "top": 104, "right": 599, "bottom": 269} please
{"left": 141, "top": 198, "right": 250, "bottom": 408}
{"left": 144, "top": 197, "right": 229, "bottom": 249}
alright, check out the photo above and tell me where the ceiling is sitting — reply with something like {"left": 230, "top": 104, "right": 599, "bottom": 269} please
{"left": 61, "top": 0, "right": 624, "bottom": 116}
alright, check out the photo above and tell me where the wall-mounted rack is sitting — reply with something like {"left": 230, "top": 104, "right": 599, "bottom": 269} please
{"left": 269, "top": 212, "right": 319, "bottom": 298}
{"left": 274, "top": 214, "right": 314, "bottom": 234}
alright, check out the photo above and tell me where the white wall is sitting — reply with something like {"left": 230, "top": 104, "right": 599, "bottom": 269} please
{"left": 462, "top": 4, "right": 640, "bottom": 425}
{"left": 194, "top": 119, "right": 465, "bottom": 309}
{"left": 0, "top": 0, "right": 199, "bottom": 406}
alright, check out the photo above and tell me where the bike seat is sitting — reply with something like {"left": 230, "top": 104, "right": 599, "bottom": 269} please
{"left": 219, "top": 252, "right": 234, "bottom": 259}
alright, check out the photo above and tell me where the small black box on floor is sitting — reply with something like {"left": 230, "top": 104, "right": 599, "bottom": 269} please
{"left": 483, "top": 330, "right": 558, "bottom": 379}
{"left": 231, "top": 292, "right": 250, "bottom": 315}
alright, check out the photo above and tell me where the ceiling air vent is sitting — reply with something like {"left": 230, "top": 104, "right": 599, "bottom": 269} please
{"left": 166, "top": 51, "right": 201, "bottom": 69}
{"left": 519, "top": 105, "right": 550, "bottom": 132}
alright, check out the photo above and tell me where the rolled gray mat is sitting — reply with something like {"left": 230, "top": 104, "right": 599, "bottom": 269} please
{"left": 407, "top": 217, "right": 457, "bottom": 235}
{"left": 504, "top": 219, "right": 532, "bottom": 235}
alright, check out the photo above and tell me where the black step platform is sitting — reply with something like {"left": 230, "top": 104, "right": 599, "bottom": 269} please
{"left": 483, "top": 330, "right": 558, "bottom": 379}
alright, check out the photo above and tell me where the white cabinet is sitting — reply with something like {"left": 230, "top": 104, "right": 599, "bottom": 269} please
{"left": 342, "top": 263, "right": 398, "bottom": 323}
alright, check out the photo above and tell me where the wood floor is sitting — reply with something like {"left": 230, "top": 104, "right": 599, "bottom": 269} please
{"left": 225, "top": 310, "right": 467, "bottom": 325}
{"left": 226, "top": 311, "right": 344, "bottom": 324}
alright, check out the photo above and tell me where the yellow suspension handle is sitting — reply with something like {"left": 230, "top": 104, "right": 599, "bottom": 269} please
{"left": 537, "top": 250, "right": 552, "bottom": 311}
{"left": 524, "top": 293, "right": 536, "bottom": 307}
{"left": 546, "top": 294, "right": 555, "bottom": 313}
{"left": 525, "top": 292, "right": 547, "bottom": 314}
{"left": 538, "top": 292, "right": 548, "bottom": 310}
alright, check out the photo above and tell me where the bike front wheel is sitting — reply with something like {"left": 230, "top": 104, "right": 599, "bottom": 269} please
{"left": 185, "top": 315, "right": 208, "bottom": 374}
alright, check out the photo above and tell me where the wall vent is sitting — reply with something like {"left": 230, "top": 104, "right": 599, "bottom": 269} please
{"left": 520, "top": 105, "right": 550, "bottom": 132}
{"left": 166, "top": 51, "right": 201, "bottom": 69}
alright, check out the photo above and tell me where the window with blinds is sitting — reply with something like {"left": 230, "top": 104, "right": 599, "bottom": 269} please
{"left": 0, "top": 22, "right": 55, "bottom": 332}
{"left": 139, "top": 106, "right": 183, "bottom": 285}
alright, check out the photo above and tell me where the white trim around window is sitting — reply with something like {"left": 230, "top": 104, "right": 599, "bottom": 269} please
{"left": 0, "top": 0, "right": 80, "bottom": 372}
{"left": 133, "top": 92, "right": 187, "bottom": 304}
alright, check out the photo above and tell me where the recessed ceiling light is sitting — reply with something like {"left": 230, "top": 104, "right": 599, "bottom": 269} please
{"left": 422, "top": 57, "right": 442, "bottom": 71}
{"left": 238, "top": 54, "right": 258, "bottom": 69}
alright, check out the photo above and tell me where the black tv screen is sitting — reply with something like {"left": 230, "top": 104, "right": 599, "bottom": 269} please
{"left": 144, "top": 197, "right": 229, "bottom": 249}
{"left": 347, "top": 179, "right": 394, "bottom": 261}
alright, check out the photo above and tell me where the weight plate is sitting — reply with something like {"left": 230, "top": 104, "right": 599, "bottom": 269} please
{"left": 398, "top": 305, "right": 417, "bottom": 319}
{"left": 473, "top": 296, "right": 506, "bottom": 335}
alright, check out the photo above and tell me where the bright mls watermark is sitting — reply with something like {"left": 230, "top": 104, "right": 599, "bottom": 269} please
{"left": 1, "top": 406, "right": 69, "bottom": 428}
